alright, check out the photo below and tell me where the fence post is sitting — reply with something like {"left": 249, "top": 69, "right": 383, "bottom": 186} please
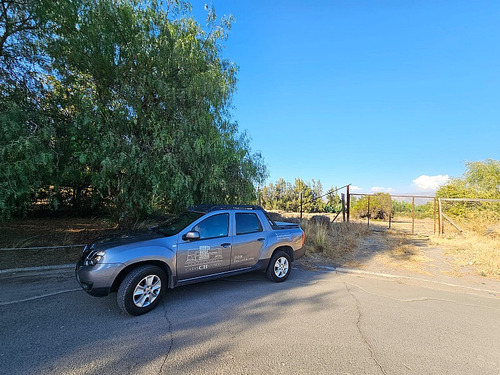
{"left": 346, "top": 185, "right": 350, "bottom": 222}
{"left": 388, "top": 195, "right": 392, "bottom": 229}
{"left": 300, "top": 192, "right": 303, "bottom": 220}
{"left": 438, "top": 198, "right": 443, "bottom": 235}
{"left": 367, "top": 195, "right": 370, "bottom": 228}
{"left": 433, "top": 198, "right": 437, "bottom": 234}
{"left": 412, "top": 196, "right": 415, "bottom": 235}
{"left": 341, "top": 193, "right": 346, "bottom": 222}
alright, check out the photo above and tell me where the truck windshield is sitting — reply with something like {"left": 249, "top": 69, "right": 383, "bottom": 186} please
{"left": 155, "top": 211, "right": 204, "bottom": 236}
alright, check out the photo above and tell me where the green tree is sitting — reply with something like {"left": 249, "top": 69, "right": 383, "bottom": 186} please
{"left": 437, "top": 159, "right": 500, "bottom": 218}
{"left": 437, "top": 159, "right": 500, "bottom": 199}
{"left": 325, "top": 186, "right": 342, "bottom": 213}
{"left": 0, "top": 0, "right": 64, "bottom": 218}
{"left": 1, "top": 0, "right": 267, "bottom": 220}
{"left": 260, "top": 177, "right": 328, "bottom": 213}
{"left": 352, "top": 193, "right": 392, "bottom": 220}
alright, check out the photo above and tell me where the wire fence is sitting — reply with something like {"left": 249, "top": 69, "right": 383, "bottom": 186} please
{"left": 0, "top": 244, "right": 86, "bottom": 252}
{"left": 347, "top": 193, "right": 436, "bottom": 235}
{"left": 437, "top": 198, "right": 500, "bottom": 236}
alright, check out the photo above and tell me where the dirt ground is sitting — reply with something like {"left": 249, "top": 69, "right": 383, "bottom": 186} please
{"left": 298, "top": 217, "right": 500, "bottom": 292}
{"left": 2, "top": 215, "right": 499, "bottom": 290}
{"left": 282, "top": 212, "right": 500, "bottom": 288}
{"left": 0, "top": 217, "right": 123, "bottom": 269}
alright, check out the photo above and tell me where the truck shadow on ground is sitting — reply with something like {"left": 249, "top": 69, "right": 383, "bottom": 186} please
{"left": 1, "top": 267, "right": 339, "bottom": 374}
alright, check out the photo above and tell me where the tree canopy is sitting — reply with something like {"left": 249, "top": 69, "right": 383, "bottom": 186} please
{"left": 259, "top": 178, "right": 341, "bottom": 213}
{"left": 0, "top": 0, "right": 267, "bottom": 220}
{"left": 436, "top": 159, "right": 500, "bottom": 218}
{"left": 437, "top": 159, "right": 500, "bottom": 199}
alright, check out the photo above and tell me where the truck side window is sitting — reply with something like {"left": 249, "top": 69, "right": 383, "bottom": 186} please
{"left": 193, "top": 213, "right": 229, "bottom": 239}
{"left": 236, "top": 213, "right": 263, "bottom": 235}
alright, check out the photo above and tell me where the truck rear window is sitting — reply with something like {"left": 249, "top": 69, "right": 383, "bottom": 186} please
{"left": 236, "top": 213, "right": 263, "bottom": 235}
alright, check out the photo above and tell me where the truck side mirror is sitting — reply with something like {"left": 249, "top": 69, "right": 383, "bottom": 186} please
{"left": 182, "top": 231, "right": 200, "bottom": 241}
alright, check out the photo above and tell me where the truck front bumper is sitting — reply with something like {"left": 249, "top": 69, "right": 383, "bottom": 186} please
{"left": 75, "top": 259, "right": 123, "bottom": 297}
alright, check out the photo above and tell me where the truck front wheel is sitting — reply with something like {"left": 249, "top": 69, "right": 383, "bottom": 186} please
{"left": 117, "top": 265, "right": 167, "bottom": 316}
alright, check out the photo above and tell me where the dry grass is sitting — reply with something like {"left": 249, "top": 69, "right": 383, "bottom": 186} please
{"left": 298, "top": 219, "right": 370, "bottom": 259}
{"left": 0, "top": 217, "right": 120, "bottom": 248}
{"left": 431, "top": 233, "right": 500, "bottom": 279}
{"left": 356, "top": 212, "right": 500, "bottom": 279}
{"left": 270, "top": 211, "right": 370, "bottom": 261}
{"left": 275, "top": 210, "right": 500, "bottom": 279}
{"left": 428, "top": 211, "right": 500, "bottom": 279}
{"left": 380, "top": 230, "right": 420, "bottom": 260}
{"left": 0, "top": 246, "right": 83, "bottom": 269}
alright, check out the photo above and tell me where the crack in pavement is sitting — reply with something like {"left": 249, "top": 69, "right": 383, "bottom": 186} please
{"left": 159, "top": 299, "right": 174, "bottom": 374}
{"left": 344, "top": 282, "right": 387, "bottom": 375}
{"left": 344, "top": 281, "right": 500, "bottom": 312}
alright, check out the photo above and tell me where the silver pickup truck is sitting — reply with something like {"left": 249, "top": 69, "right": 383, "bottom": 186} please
{"left": 76, "top": 205, "right": 305, "bottom": 315}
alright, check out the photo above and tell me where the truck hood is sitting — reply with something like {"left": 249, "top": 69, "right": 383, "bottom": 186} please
{"left": 90, "top": 231, "right": 165, "bottom": 251}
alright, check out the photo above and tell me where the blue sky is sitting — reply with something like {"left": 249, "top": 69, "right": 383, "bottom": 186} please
{"left": 192, "top": 0, "right": 500, "bottom": 194}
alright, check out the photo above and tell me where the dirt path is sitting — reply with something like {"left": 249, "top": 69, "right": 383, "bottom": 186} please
{"left": 341, "top": 230, "right": 500, "bottom": 292}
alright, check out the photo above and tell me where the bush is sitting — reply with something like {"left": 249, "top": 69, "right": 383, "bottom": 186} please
{"left": 310, "top": 215, "right": 331, "bottom": 226}
{"left": 351, "top": 193, "right": 392, "bottom": 220}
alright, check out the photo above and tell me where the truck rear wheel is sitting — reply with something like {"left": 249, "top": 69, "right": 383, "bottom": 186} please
{"left": 266, "top": 250, "right": 291, "bottom": 282}
{"left": 117, "top": 265, "right": 167, "bottom": 316}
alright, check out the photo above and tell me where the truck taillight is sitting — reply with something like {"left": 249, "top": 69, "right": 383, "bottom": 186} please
{"left": 302, "top": 231, "right": 305, "bottom": 245}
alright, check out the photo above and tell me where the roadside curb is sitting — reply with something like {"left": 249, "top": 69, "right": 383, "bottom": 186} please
{"left": 326, "top": 266, "right": 499, "bottom": 295}
{"left": 0, "top": 264, "right": 74, "bottom": 275}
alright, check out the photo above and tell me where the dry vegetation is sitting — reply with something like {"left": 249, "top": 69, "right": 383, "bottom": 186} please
{"left": 0, "top": 216, "right": 158, "bottom": 269}
{"left": 301, "top": 220, "right": 370, "bottom": 257}
{"left": 268, "top": 211, "right": 372, "bottom": 266}
{"left": 431, "top": 214, "right": 500, "bottom": 279}
{"left": 275, "top": 210, "right": 500, "bottom": 280}
{"left": 2, "top": 211, "right": 499, "bottom": 280}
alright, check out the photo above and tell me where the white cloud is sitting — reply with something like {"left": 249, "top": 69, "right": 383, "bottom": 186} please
{"left": 413, "top": 174, "right": 449, "bottom": 191}
{"left": 350, "top": 185, "right": 362, "bottom": 192}
{"left": 370, "top": 186, "right": 394, "bottom": 193}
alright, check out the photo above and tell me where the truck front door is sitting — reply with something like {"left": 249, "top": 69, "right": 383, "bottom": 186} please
{"left": 177, "top": 213, "right": 232, "bottom": 280}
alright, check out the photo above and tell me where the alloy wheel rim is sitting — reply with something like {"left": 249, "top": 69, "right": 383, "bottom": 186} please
{"left": 274, "top": 257, "right": 289, "bottom": 278}
{"left": 133, "top": 275, "right": 161, "bottom": 308}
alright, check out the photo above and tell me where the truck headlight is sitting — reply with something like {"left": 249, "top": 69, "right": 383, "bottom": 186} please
{"left": 85, "top": 251, "right": 105, "bottom": 266}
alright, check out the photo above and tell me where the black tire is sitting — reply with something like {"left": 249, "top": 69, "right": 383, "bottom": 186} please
{"left": 266, "top": 250, "right": 291, "bottom": 282}
{"left": 117, "top": 265, "right": 167, "bottom": 316}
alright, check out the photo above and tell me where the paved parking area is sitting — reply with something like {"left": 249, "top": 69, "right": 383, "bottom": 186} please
{"left": 1, "top": 266, "right": 499, "bottom": 374}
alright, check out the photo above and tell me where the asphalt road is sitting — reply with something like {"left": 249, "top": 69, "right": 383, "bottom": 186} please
{"left": 1, "top": 266, "right": 499, "bottom": 374}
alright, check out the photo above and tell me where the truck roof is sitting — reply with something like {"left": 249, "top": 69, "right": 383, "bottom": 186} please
{"left": 187, "top": 204, "right": 265, "bottom": 213}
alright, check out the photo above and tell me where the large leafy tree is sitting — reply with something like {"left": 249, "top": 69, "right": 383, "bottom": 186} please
{"left": 0, "top": 0, "right": 267, "bottom": 220}
{"left": 0, "top": 0, "right": 60, "bottom": 217}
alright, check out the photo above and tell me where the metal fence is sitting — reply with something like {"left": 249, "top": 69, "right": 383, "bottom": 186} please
{"left": 347, "top": 193, "right": 436, "bottom": 235}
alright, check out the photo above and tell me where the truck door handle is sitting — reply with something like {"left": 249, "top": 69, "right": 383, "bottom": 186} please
{"left": 221, "top": 243, "right": 231, "bottom": 248}
{"left": 257, "top": 238, "right": 265, "bottom": 242}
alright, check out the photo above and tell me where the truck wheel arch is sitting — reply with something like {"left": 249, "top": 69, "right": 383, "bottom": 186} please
{"left": 111, "top": 261, "right": 173, "bottom": 292}
{"left": 271, "top": 245, "right": 294, "bottom": 262}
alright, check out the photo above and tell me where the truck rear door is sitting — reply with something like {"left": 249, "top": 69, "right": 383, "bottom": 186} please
{"left": 230, "top": 212, "right": 265, "bottom": 270}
